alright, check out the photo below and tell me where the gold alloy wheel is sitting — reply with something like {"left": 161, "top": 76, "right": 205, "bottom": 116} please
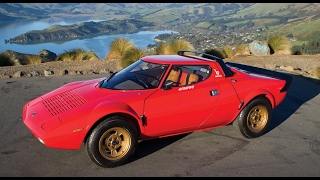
{"left": 246, "top": 105, "right": 268, "bottom": 133}
{"left": 99, "top": 127, "right": 131, "bottom": 160}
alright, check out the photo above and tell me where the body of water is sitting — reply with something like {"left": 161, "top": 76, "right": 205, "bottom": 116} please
{"left": 0, "top": 17, "right": 176, "bottom": 59}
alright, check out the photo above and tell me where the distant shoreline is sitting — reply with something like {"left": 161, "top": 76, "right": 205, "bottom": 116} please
{"left": 0, "top": 18, "right": 174, "bottom": 60}
{"left": 153, "top": 38, "right": 166, "bottom": 43}
{"left": 4, "top": 19, "right": 156, "bottom": 44}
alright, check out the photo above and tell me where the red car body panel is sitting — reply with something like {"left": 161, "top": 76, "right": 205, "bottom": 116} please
{"left": 22, "top": 53, "right": 291, "bottom": 150}
{"left": 227, "top": 67, "right": 287, "bottom": 108}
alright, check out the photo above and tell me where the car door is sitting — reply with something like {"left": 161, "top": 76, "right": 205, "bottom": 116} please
{"left": 143, "top": 65, "right": 221, "bottom": 137}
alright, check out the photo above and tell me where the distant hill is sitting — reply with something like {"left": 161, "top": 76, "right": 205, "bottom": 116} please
{"left": 1, "top": 3, "right": 320, "bottom": 48}
{"left": 4, "top": 19, "right": 156, "bottom": 44}
{"left": 0, "top": 3, "right": 174, "bottom": 21}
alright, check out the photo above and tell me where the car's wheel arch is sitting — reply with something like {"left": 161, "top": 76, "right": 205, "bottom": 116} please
{"left": 240, "top": 88, "right": 275, "bottom": 110}
{"left": 229, "top": 93, "right": 272, "bottom": 125}
{"left": 83, "top": 102, "right": 142, "bottom": 144}
{"left": 231, "top": 91, "right": 273, "bottom": 124}
{"left": 83, "top": 113, "right": 141, "bottom": 146}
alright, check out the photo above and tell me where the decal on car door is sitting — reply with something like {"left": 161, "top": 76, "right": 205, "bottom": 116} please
{"left": 178, "top": 85, "right": 194, "bottom": 91}
{"left": 214, "top": 69, "right": 222, "bottom": 78}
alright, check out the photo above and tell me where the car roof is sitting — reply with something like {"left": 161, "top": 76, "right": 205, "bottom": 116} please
{"left": 141, "top": 54, "right": 214, "bottom": 65}
{"left": 141, "top": 51, "right": 234, "bottom": 77}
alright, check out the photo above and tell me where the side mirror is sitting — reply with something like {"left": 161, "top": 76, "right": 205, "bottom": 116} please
{"left": 162, "top": 80, "right": 174, "bottom": 90}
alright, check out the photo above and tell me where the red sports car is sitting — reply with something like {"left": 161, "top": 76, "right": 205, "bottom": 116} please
{"left": 22, "top": 50, "right": 292, "bottom": 168}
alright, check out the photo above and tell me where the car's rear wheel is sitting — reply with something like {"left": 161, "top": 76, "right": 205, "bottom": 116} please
{"left": 86, "top": 116, "right": 138, "bottom": 168}
{"left": 233, "top": 97, "right": 272, "bottom": 138}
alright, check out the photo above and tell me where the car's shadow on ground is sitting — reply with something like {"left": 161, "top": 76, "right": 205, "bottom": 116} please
{"left": 270, "top": 74, "right": 320, "bottom": 130}
{"left": 130, "top": 133, "right": 191, "bottom": 162}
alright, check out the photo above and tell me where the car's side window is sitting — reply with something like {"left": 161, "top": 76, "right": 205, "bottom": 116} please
{"left": 166, "top": 65, "right": 211, "bottom": 87}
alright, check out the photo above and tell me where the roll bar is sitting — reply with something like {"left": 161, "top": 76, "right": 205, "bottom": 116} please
{"left": 177, "top": 50, "right": 234, "bottom": 77}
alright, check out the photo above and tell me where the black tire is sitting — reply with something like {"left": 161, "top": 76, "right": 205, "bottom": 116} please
{"left": 233, "top": 97, "right": 272, "bottom": 138}
{"left": 86, "top": 116, "right": 138, "bottom": 168}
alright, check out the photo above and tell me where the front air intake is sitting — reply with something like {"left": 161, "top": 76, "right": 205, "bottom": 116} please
{"left": 42, "top": 90, "right": 87, "bottom": 116}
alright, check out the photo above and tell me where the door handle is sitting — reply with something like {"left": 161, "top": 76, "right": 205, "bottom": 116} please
{"left": 210, "top": 90, "right": 219, "bottom": 96}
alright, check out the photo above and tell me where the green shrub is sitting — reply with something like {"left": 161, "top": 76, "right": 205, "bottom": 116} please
{"left": 120, "top": 47, "right": 145, "bottom": 68}
{"left": 204, "top": 48, "right": 225, "bottom": 59}
{"left": 291, "top": 45, "right": 305, "bottom": 55}
{"left": 291, "top": 40, "right": 320, "bottom": 55}
{"left": 0, "top": 52, "right": 15, "bottom": 66}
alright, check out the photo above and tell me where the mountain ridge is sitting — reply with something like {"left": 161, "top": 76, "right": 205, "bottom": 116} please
{"left": 1, "top": 3, "right": 320, "bottom": 51}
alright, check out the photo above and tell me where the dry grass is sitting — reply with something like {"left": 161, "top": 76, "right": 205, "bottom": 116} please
{"left": 0, "top": 52, "right": 16, "bottom": 66}
{"left": 221, "top": 45, "right": 233, "bottom": 58}
{"left": 155, "top": 43, "right": 172, "bottom": 55}
{"left": 310, "top": 66, "right": 320, "bottom": 80}
{"left": 232, "top": 44, "right": 251, "bottom": 57}
{"left": 120, "top": 47, "right": 145, "bottom": 68}
{"left": 169, "top": 39, "right": 194, "bottom": 54}
{"left": 105, "top": 38, "right": 136, "bottom": 60}
{"left": 204, "top": 48, "right": 225, "bottom": 59}
{"left": 155, "top": 39, "right": 194, "bottom": 55}
{"left": 56, "top": 48, "right": 99, "bottom": 61}
{"left": 25, "top": 55, "right": 42, "bottom": 65}
{"left": 267, "top": 35, "right": 292, "bottom": 55}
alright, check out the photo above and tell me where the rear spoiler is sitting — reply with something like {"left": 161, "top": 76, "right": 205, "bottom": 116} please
{"left": 225, "top": 62, "right": 293, "bottom": 92}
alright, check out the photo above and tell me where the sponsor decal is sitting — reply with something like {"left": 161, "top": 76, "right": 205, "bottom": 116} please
{"left": 178, "top": 85, "right": 194, "bottom": 91}
{"left": 214, "top": 69, "right": 222, "bottom": 77}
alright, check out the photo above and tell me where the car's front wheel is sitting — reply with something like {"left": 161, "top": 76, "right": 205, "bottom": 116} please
{"left": 86, "top": 116, "right": 138, "bottom": 168}
{"left": 233, "top": 97, "right": 272, "bottom": 138}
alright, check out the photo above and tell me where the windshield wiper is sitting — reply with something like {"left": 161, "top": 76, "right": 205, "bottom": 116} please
{"left": 98, "top": 72, "right": 117, "bottom": 88}
{"left": 107, "top": 71, "right": 117, "bottom": 82}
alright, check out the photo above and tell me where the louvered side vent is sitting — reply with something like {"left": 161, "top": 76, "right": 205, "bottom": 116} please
{"left": 42, "top": 90, "right": 87, "bottom": 116}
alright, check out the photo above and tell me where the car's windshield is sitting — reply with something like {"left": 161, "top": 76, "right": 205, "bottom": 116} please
{"left": 101, "top": 60, "right": 169, "bottom": 90}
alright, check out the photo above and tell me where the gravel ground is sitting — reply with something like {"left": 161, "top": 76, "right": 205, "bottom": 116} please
{"left": 0, "top": 54, "right": 319, "bottom": 80}
{"left": 0, "top": 59, "right": 121, "bottom": 79}
{"left": 225, "top": 54, "right": 320, "bottom": 73}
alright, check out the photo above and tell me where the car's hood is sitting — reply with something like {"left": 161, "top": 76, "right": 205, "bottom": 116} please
{"left": 27, "top": 77, "right": 121, "bottom": 115}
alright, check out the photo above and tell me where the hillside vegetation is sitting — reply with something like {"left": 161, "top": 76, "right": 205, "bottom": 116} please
{"left": 1, "top": 35, "right": 320, "bottom": 82}
{"left": 1, "top": 3, "right": 319, "bottom": 42}
{"left": 1, "top": 3, "right": 320, "bottom": 70}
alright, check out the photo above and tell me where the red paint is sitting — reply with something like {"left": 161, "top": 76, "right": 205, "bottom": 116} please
{"left": 22, "top": 53, "right": 290, "bottom": 150}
